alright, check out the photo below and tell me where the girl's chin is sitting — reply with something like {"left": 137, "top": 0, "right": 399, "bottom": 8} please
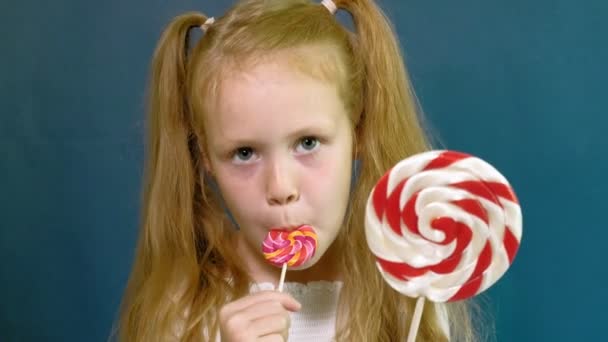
{"left": 283, "top": 261, "right": 315, "bottom": 271}
{"left": 285, "top": 253, "right": 325, "bottom": 271}
{"left": 263, "top": 252, "right": 322, "bottom": 271}
{"left": 263, "top": 259, "right": 314, "bottom": 271}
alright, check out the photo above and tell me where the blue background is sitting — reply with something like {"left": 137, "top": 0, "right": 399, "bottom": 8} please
{"left": 1, "top": 0, "right": 606, "bottom": 340}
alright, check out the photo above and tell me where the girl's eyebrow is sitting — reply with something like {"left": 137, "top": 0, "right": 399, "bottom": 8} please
{"left": 284, "top": 123, "right": 333, "bottom": 140}
{"left": 219, "top": 122, "right": 335, "bottom": 149}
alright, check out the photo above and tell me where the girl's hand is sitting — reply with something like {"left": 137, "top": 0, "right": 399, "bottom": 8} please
{"left": 219, "top": 290, "right": 301, "bottom": 342}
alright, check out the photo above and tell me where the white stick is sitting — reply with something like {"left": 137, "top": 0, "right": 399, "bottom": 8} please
{"left": 406, "top": 297, "right": 426, "bottom": 342}
{"left": 277, "top": 263, "right": 287, "bottom": 292}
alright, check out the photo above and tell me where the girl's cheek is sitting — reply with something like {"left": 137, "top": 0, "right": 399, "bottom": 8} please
{"left": 216, "top": 161, "right": 259, "bottom": 186}
{"left": 303, "top": 162, "right": 335, "bottom": 192}
{"left": 215, "top": 167, "right": 256, "bottom": 200}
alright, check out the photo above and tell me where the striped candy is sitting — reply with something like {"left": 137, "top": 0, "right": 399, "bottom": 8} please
{"left": 365, "top": 150, "right": 522, "bottom": 302}
{"left": 262, "top": 225, "right": 318, "bottom": 267}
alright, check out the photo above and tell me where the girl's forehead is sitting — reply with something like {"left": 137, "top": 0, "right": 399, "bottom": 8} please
{"left": 217, "top": 62, "right": 341, "bottom": 115}
{"left": 210, "top": 44, "right": 344, "bottom": 92}
{"left": 206, "top": 62, "right": 347, "bottom": 145}
{"left": 196, "top": 45, "right": 347, "bottom": 119}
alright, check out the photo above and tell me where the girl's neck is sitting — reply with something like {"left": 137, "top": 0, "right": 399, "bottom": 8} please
{"left": 233, "top": 231, "right": 343, "bottom": 286}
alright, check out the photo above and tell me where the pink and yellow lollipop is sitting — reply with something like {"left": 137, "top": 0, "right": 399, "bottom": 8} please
{"left": 262, "top": 225, "right": 318, "bottom": 291}
{"left": 262, "top": 225, "right": 317, "bottom": 267}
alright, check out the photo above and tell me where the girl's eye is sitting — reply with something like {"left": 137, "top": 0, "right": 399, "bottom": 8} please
{"left": 232, "top": 147, "right": 255, "bottom": 163}
{"left": 296, "top": 137, "right": 320, "bottom": 153}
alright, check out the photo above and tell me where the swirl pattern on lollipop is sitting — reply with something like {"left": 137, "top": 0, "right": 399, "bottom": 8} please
{"left": 262, "top": 225, "right": 318, "bottom": 267}
{"left": 365, "top": 150, "right": 522, "bottom": 302}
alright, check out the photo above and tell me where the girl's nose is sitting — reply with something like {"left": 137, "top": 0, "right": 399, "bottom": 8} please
{"left": 265, "top": 159, "right": 300, "bottom": 206}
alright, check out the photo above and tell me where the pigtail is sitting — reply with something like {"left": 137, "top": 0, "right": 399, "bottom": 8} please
{"left": 116, "top": 12, "right": 211, "bottom": 342}
{"left": 142, "top": 12, "right": 205, "bottom": 263}
{"left": 334, "top": 0, "right": 430, "bottom": 174}
{"left": 332, "top": 1, "right": 466, "bottom": 341}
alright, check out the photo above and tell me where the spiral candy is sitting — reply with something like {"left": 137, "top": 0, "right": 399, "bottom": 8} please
{"left": 365, "top": 150, "right": 522, "bottom": 302}
{"left": 262, "top": 225, "right": 318, "bottom": 267}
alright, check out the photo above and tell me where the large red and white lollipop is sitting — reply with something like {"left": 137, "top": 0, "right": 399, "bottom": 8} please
{"left": 365, "top": 150, "right": 522, "bottom": 341}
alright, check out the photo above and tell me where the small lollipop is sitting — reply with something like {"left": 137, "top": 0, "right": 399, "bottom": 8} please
{"left": 365, "top": 150, "right": 522, "bottom": 341}
{"left": 262, "top": 225, "right": 318, "bottom": 291}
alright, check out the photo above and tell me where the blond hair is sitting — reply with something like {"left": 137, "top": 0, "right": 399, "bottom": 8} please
{"left": 115, "top": 0, "right": 483, "bottom": 340}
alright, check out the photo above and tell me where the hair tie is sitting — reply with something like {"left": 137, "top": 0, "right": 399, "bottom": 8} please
{"left": 200, "top": 17, "right": 215, "bottom": 32}
{"left": 321, "top": 0, "right": 338, "bottom": 14}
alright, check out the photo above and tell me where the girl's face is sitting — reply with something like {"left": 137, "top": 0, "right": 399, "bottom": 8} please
{"left": 204, "top": 60, "right": 353, "bottom": 274}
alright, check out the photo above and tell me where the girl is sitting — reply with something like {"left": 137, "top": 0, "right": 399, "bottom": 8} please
{"left": 116, "top": 0, "right": 481, "bottom": 340}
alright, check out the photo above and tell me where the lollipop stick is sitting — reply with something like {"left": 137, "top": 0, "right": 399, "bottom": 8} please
{"left": 277, "top": 263, "right": 287, "bottom": 292}
{"left": 406, "top": 297, "right": 426, "bottom": 342}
